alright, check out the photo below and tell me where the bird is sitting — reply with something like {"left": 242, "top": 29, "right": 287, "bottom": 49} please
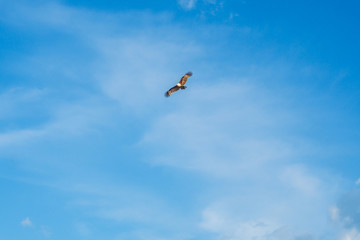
{"left": 165, "top": 72, "right": 193, "bottom": 97}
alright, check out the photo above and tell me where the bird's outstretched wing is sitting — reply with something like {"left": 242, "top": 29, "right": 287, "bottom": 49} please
{"left": 165, "top": 72, "right": 192, "bottom": 97}
{"left": 178, "top": 72, "right": 192, "bottom": 86}
{"left": 165, "top": 85, "right": 181, "bottom": 97}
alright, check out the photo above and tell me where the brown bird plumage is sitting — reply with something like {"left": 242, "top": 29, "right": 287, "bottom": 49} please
{"left": 165, "top": 72, "right": 193, "bottom": 97}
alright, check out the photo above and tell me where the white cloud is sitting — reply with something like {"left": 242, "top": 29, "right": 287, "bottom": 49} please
{"left": 356, "top": 178, "right": 360, "bottom": 185}
{"left": 178, "top": 0, "right": 197, "bottom": 10}
{"left": 0, "top": 128, "right": 45, "bottom": 146}
{"left": 200, "top": 207, "right": 317, "bottom": 240}
{"left": 280, "top": 165, "right": 320, "bottom": 196}
{"left": 41, "top": 225, "right": 51, "bottom": 238}
{"left": 64, "top": 181, "right": 187, "bottom": 230}
{"left": 200, "top": 207, "right": 281, "bottom": 239}
{"left": 204, "top": 0, "right": 217, "bottom": 4}
{"left": 95, "top": 35, "right": 200, "bottom": 110}
{"left": 330, "top": 206, "right": 340, "bottom": 221}
{"left": 341, "top": 228, "right": 360, "bottom": 240}
{"left": 136, "top": 64, "right": 336, "bottom": 240}
{"left": 229, "top": 12, "right": 239, "bottom": 20}
{"left": 0, "top": 97, "right": 114, "bottom": 150}
{"left": 0, "top": 87, "right": 47, "bottom": 119}
{"left": 21, "top": 217, "right": 32, "bottom": 227}
{"left": 75, "top": 223, "right": 91, "bottom": 236}
{"left": 139, "top": 82, "right": 298, "bottom": 178}
{"left": 194, "top": 161, "right": 333, "bottom": 239}
{"left": 329, "top": 189, "right": 360, "bottom": 240}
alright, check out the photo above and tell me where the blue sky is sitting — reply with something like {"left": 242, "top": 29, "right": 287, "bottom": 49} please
{"left": 1, "top": 0, "right": 360, "bottom": 239}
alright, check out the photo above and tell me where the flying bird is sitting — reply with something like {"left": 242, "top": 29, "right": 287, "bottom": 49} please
{"left": 165, "top": 72, "right": 193, "bottom": 97}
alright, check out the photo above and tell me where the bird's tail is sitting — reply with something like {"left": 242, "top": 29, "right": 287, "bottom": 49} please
{"left": 185, "top": 72, "right": 193, "bottom": 76}
{"left": 165, "top": 91, "right": 170, "bottom": 97}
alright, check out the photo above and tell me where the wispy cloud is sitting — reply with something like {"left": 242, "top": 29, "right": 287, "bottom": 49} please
{"left": 200, "top": 208, "right": 281, "bottom": 239}
{"left": 340, "top": 228, "right": 360, "bottom": 240}
{"left": 140, "top": 81, "right": 299, "bottom": 177}
{"left": 199, "top": 205, "right": 320, "bottom": 240}
{"left": 195, "top": 164, "right": 334, "bottom": 239}
{"left": 178, "top": 0, "right": 197, "bottom": 10}
{"left": 75, "top": 223, "right": 91, "bottom": 236}
{"left": 329, "top": 206, "right": 340, "bottom": 221}
{"left": 41, "top": 225, "right": 51, "bottom": 238}
{"left": 69, "top": 181, "right": 185, "bottom": 224}
{"left": 0, "top": 1, "right": 356, "bottom": 240}
{"left": 327, "top": 187, "right": 360, "bottom": 240}
{"left": 138, "top": 64, "right": 339, "bottom": 239}
{"left": 0, "top": 97, "right": 115, "bottom": 151}
{"left": 356, "top": 178, "right": 360, "bottom": 185}
{"left": 21, "top": 217, "right": 32, "bottom": 227}
{"left": 20, "top": 217, "right": 52, "bottom": 238}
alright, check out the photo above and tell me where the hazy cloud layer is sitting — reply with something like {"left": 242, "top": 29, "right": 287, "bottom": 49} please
{"left": 0, "top": 1, "right": 357, "bottom": 240}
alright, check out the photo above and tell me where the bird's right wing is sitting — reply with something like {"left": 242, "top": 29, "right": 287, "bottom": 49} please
{"left": 165, "top": 85, "right": 181, "bottom": 97}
